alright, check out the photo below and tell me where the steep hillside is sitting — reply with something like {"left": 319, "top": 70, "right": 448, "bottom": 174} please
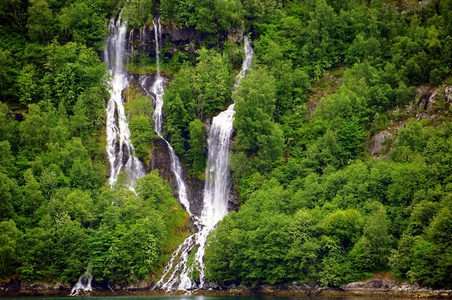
{"left": 1, "top": 0, "right": 452, "bottom": 292}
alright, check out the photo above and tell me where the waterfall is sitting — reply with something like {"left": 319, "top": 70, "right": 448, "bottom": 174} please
{"left": 143, "top": 18, "right": 191, "bottom": 214}
{"left": 202, "top": 36, "right": 254, "bottom": 226}
{"left": 104, "top": 14, "right": 146, "bottom": 188}
{"left": 155, "top": 37, "right": 254, "bottom": 291}
{"left": 152, "top": 17, "right": 164, "bottom": 136}
{"left": 70, "top": 262, "right": 93, "bottom": 296}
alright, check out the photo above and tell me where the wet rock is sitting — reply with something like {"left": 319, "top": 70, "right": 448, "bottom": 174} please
{"left": 127, "top": 26, "right": 156, "bottom": 59}
{"left": 445, "top": 86, "right": 452, "bottom": 103}
{"left": 415, "top": 112, "right": 435, "bottom": 121}
{"left": 151, "top": 138, "right": 206, "bottom": 216}
{"left": 260, "top": 284, "right": 279, "bottom": 292}
{"left": 417, "top": 91, "right": 434, "bottom": 110}
{"left": 207, "top": 281, "right": 220, "bottom": 290}
{"left": 228, "top": 187, "right": 240, "bottom": 212}
{"left": 162, "top": 23, "right": 202, "bottom": 44}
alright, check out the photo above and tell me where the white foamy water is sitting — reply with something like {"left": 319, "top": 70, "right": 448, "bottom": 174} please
{"left": 138, "top": 18, "right": 191, "bottom": 214}
{"left": 104, "top": 14, "right": 146, "bottom": 189}
{"left": 156, "top": 37, "right": 254, "bottom": 291}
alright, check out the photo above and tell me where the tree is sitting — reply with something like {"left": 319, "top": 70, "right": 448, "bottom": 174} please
{"left": 287, "top": 209, "right": 320, "bottom": 281}
{"left": 70, "top": 98, "right": 90, "bottom": 138}
{"left": 122, "top": 0, "right": 154, "bottom": 28}
{"left": 188, "top": 118, "right": 206, "bottom": 176}
{"left": 58, "top": 2, "right": 107, "bottom": 49}
{"left": 44, "top": 41, "right": 107, "bottom": 108}
{"left": 193, "top": 49, "right": 230, "bottom": 119}
{"left": 336, "top": 116, "right": 366, "bottom": 163}
{"left": 17, "top": 226, "right": 54, "bottom": 281}
{"left": 164, "top": 51, "right": 230, "bottom": 163}
{"left": 0, "top": 220, "right": 22, "bottom": 278}
{"left": 18, "top": 64, "right": 39, "bottom": 106}
{"left": 361, "top": 206, "right": 392, "bottom": 267}
{"left": 397, "top": 119, "right": 425, "bottom": 152}
{"left": 0, "top": 173, "right": 18, "bottom": 221}
{"left": 103, "top": 218, "right": 159, "bottom": 282}
{"left": 70, "top": 159, "right": 95, "bottom": 190}
{"left": 27, "top": 0, "right": 54, "bottom": 43}
{"left": 52, "top": 215, "right": 88, "bottom": 282}
{"left": 129, "top": 114, "right": 155, "bottom": 160}
{"left": 0, "top": 50, "right": 16, "bottom": 100}
{"left": 135, "top": 172, "right": 188, "bottom": 229}
{"left": 322, "top": 209, "right": 363, "bottom": 252}
{"left": 0, "top": 0, "right": 27, "bottom": 30}
{"left": 20, "top": 104, "right": 49, "bottom": 156}
{"left": 234, "top": 67, "right": 284, "bottom": 171}
{"left": 22, "top": 169, "right": 45, "bottom": 225}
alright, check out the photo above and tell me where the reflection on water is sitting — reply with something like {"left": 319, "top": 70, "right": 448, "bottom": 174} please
{"left": 0, "top": 296, "right": 414, "bottom": 300}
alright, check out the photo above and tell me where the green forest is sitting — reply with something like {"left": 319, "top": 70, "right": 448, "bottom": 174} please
{"left": 1, "top": 0, "right": 452, "bottom": 290}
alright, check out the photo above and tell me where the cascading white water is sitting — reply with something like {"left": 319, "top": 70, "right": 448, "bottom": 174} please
{"left": 156, "top": 37, "right": 254, "bottom": 291}
{"left": 142, "top": 18, "right": 191, "bottom": 214}
{"left": 70, "top": 263, "right": 93, "bottom": 296}
{"left": 152, "top": 17, "right": 164, "bottom": 136}
{"left": 202, "top": 36, "right": 254, "bottom": 226}
{"left": 71, "top": 15, "right": 147, "bottom": 295}
{"left": 104, "top": 14, "right": 146, "bottom": 188}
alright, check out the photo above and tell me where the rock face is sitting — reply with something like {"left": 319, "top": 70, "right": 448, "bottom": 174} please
{"left": 342, "top": 278, "right": 452, "bottom": 298}
{"left": 150, "top": 132, "right": 239, "bottom": 218}
{"left": 369, "top": 130, "right": 393, "bottom": 156}
{"left": 415, "top": 85, "right": 452, "bottom": 118}
{"left": 126, "top": 21, "right": 231, "bottom": 62}
{"left": 343, "top": 278, "right": 397, "bottom": 292}
{"left": 0, "top": 280, "right": 71, "bottom": 297}
{"left": 370, "top": 84, "right": 452, "bottom": 157}
{"left": 150, "top": 138, "right": 204, "bottom": 216}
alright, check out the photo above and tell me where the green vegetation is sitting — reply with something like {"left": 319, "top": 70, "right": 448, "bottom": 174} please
{"left": 0, "top": 0, "right": 188, "bottom": 286}
{"left": 163, "top": 48, "right": 231, "bottom": 177}
{"left": 1, "top": 0, "right": 452, "bottom": 291}
{"left": 201, "top": 0, "right": 452, "bottom": 290}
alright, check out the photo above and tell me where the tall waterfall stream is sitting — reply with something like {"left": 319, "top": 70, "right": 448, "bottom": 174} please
{"left": 155, "top": 36, "right": 254, "bottom": 291}
{"left": 71, "top": 14, "right": 149, "bottom": 296}
{"left": 104, "top": 15, "right": 146, "bottom": 189}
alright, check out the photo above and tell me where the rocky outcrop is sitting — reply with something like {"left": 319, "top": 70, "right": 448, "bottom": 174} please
{"left": 370, "top": 84, "right": 452, "bottom": 157}
{"left": 415, "top": 84, "right": 452, "bottom": 118}
{"left": 369, "top": 130, "right": 393, "bottom": 156}
{"left": 0, "top": 279, "right": 71, "bottom": 297}
{"left": 150, "top": 138, "right": 204, "bottom": 216}
{"left": 150, "top": 135, "right": 239, "bottom": 218}
{"left": 126, "top": 21, "right": 233, "bottom": 62}
{"left": 343, "top": 278, "right": 397, "bottom": 293}
{"left": 342, "top": 278, "right": 452, "bottom": 298}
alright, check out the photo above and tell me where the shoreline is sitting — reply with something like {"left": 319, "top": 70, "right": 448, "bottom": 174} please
{"left": 1, "top": 280, "right": 452, "bottom": 299}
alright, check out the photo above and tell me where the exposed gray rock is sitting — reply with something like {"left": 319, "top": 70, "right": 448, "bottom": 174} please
{"left": 343, "top": 278, "right": 397, "bottom": 292}
{"left": 369, "top": 130, "right": 393, "bottom": 155}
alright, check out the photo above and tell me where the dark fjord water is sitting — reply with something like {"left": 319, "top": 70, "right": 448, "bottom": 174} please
{"left": 1, "top": 296, "right": 411, "bottom": 300}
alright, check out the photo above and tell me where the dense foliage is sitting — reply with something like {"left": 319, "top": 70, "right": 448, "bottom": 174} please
{"left": 0, "top": 0, "right": 188, "bottom": 286}
{"left": 1, "top": 0, "right": 452, "bottom": 291}
{"left": 203, "top": 0, "right": 452, "bottom": 289}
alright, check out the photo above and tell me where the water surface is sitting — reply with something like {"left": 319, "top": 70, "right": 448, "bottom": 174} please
{"left": 1, "top": 296, "right": 411, "bottom": 300}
